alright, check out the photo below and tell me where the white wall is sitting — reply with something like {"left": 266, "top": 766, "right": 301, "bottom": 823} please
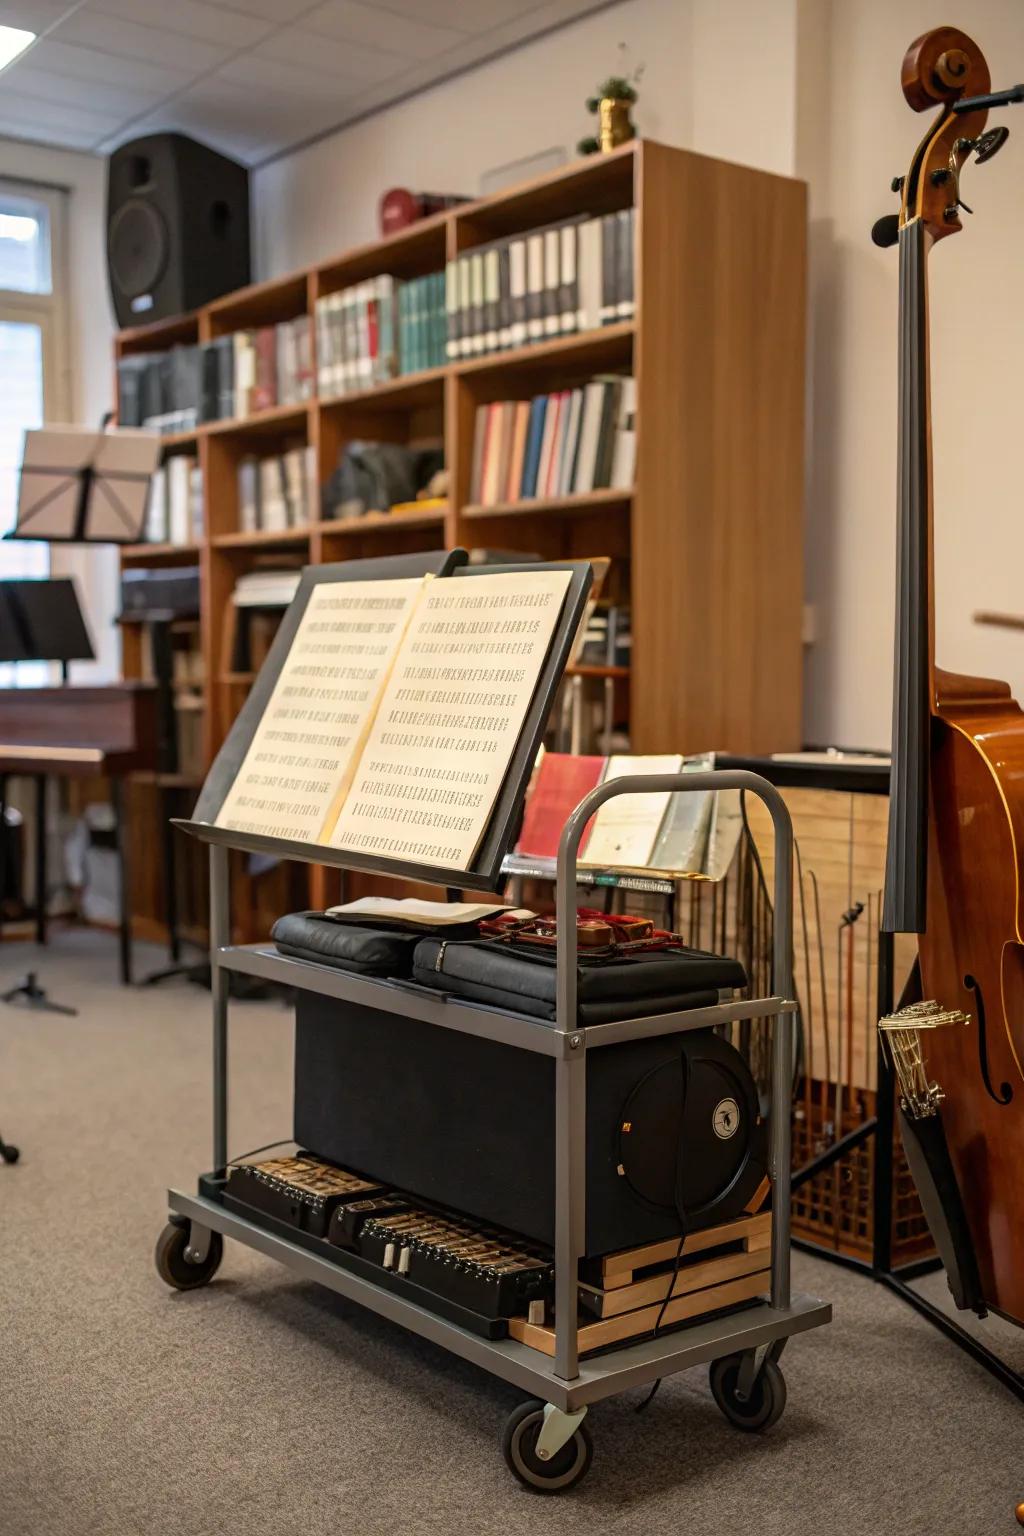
{"left": 805, "top": 0, "right": 1024, "bottom": 747}
{"left": 0, "top": 137, "right": 118, "bottom": 681}
{"left": 253, "top": 0, "right": 1024, "bottom": 752}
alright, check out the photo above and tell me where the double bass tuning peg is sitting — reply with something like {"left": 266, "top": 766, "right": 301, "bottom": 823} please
{"left": 871, "top": 213, "right": 900, "bottom": 249}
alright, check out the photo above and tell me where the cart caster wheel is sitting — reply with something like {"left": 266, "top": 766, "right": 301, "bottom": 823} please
{"left": 1, "top": 1144, "right": 19, "bottom": 1164}
{"left": 710, "top": 1354, "right": 787, "bottom": 1432}
{"left": 501, "top": 1400, "right": 593, "bottom": 1494}
{"left": 155, "top": 1222, "right": 223, "bottom": 1291}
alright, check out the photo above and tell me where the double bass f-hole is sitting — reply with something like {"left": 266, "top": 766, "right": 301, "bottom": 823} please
{"left": 962, "top": 974, "right": 1014, "bottom": 1106}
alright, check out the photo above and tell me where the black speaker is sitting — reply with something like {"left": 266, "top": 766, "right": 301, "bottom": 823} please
{"left": 106, "top": 132, "right": 250, "bottom": 327}
{"left": 294, "top": 995, "right": 768, "bottom": 1257}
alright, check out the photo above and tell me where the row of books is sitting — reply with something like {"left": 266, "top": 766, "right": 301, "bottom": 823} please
{"left": 512, "top": 752, "right": 741, "bottom": 878}
{"left": 314, "top": 272, "right": 446, "bottom": 397}
{"left": 446, "top": 209, "right": 634, "bottom": 361}
{"left": 144, "top": 455, "right": 203, "bottom": 545}
{"left": 116, "top": 317, "right": 313, "bottom": 435}
{"left": 238, "top": 446, "right": 318, "bottom": 534}
{"left": 470, "top": 375, "right": 635, "bottom": 507}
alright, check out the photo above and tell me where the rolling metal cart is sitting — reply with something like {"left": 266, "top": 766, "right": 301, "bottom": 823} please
{"left": 157, "top": 771, "right": 831, "bottom": 1492}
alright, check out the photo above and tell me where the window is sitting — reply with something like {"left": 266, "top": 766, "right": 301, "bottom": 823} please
{"left": 0, "top": 181, "right": 68, "bottom": 686}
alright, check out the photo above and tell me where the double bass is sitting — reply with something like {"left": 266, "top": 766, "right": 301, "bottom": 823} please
{"left": 879, "top": 27, "right": 1024, "bottom": 1325}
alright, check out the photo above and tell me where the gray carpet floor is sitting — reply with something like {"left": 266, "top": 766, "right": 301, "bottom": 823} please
{"left": 0, "top": 930, "right": 1021, "bottom": 1536}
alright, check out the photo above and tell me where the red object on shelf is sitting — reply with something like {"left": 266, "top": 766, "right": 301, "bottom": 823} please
{"left": 516, "top": 753, "right": 605, "bottom": 861}
{"left": 378, "top": 187, "right": 469, "bottom": 235}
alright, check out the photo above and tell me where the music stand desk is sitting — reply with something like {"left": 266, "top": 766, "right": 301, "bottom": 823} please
{"left": 160, "top": 771, "right": 830, "bottom": 1469}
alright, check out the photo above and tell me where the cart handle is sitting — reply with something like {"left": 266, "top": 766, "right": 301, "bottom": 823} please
{"left": 554, "top": 769, "right": 794, "bottom": 1021}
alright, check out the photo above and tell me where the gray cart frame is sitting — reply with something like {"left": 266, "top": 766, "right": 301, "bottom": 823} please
{"left": 164, "top": 770, "right": 830, "bottom": 1452}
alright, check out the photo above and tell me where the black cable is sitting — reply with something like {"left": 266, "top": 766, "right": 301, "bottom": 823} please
{"left": 227, "top": 1136, "right": 295, "bottom": 1166}
{"left": 635, "top": 1047, "right": 691, "bottom": 1413}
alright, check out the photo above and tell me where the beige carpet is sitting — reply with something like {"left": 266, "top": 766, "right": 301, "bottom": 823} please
{"left": 1, "top": 930, "right": 1022, "bottom": 1536}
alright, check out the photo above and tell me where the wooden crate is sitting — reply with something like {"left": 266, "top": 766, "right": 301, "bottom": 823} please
{"left": 508, "top": 1211, "right": 771, "bottom": 1358}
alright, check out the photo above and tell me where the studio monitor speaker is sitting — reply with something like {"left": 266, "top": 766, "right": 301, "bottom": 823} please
{"left": 106, "top": 132, "right": 250, "bottom": 328}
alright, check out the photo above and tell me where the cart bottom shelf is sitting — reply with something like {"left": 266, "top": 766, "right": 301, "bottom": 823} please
{"left": 166, "top": 1187, "right": 831, "bottom": 1411}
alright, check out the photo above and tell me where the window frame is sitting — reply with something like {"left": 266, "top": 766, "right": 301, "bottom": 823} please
{"left": 0, "top": 179, "right": 71, "bottom": 685}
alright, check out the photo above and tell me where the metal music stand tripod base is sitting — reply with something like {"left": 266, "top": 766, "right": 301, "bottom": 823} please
{"left": 2, "top": 970, "right": 78, "bottom": 1016}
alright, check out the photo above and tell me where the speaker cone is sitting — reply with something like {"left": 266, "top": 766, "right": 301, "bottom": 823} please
{"left": 108, "top": 199, "right": 168, "bottom": 299}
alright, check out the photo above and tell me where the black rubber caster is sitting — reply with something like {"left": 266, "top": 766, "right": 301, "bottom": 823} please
{"left": 1, "top": 1143, "right": 19, "bottom": 1164}
{"left": 709, "top": 1353, "right": 787, "bottom": 1432}
{"left": 501, "top": 1399, "right": 593, "bottom": 1493}
{"left": 155, "top": 1222, "right": 223, "bottom": 1291}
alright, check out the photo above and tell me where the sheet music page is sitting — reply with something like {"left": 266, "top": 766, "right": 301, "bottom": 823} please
{"left": 579, "top": 754, "right": 683, "bottom": 868}
{"left": 328, "top": 568, "right": 573, "bottom": 871}
{"left": 214, "top": 576, "right": 425, "bottom": 842}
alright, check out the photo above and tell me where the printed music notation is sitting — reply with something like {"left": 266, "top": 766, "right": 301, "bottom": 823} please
{"left": 214, "top": 577, "right": 423, "bottom": 841}
{"left": 328, "top": 568, "right": 573, "bottom": 870}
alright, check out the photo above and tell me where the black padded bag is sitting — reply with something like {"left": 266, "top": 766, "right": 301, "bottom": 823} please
{"left": 411, "top": 936, "right": 746, "bottom": 1022}
{"left": 271, "top": 911, "right": 423, "bottom": 978}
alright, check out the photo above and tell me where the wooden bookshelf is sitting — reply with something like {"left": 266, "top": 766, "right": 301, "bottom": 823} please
{"left": 114, "top": 137, "right": 806, "bottom": 942}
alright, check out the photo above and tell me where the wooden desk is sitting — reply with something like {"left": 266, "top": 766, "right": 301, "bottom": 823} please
{"left": 0, "top": 683, "right": 158, "bottom": 984}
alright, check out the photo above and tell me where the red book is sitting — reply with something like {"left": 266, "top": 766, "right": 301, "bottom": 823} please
{"left": 516, "top": 753, "right": 605, "bottom": 860}
{"left": 251, "top": 325, "right": 278, "bottom": 412}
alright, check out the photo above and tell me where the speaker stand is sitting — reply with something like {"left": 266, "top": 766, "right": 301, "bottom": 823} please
{"left": 2, "top": 970, "right": 78, "bottom": 1016}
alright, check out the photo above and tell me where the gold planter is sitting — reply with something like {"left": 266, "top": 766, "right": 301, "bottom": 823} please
{"left": 599, "top": 96, "right": 634, "bottom": 152}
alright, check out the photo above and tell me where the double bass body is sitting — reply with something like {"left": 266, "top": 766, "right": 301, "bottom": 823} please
{"left": 924, "top": 675, "right": 1024, "bottom": 1323}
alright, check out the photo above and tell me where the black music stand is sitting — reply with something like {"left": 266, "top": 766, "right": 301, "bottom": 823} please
{"left": 0, "top": 579, "right": 95, "bottom": 1017}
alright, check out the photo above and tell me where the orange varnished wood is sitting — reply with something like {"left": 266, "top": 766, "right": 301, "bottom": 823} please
{"left": 921, "top": 704, "right": 1024, "bottom": 1320}
{"left": 889, "top": 28, "right": 1024, "bottom": 1324}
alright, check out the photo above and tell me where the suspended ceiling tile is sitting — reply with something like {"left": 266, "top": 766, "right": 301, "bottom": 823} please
{"left": 202, "top": 0, "right": 323, "bottom": 20}
{"left": 301, "top": 0, "right": 466, "bottom": 60}
{"left": 253, "top": 27, "right": 405, "bottom": 85}
{"left": 0, "top": 114, "right": 99, "bottom": 150}
{"left": 93, "top": 0, "right": 276, "bottom": 49}
{"left": 0, "top": 88, "right": 122, "bottom": 137}
{"left": 375, "top": 0, "right": 554, "bottom": 32}
{"left": 49, "top": 9, "right": 234, "bottom": 73}
{"left": 27, "top": 38, "right": 192, "bottom": 95}
{"left": 4, "top": 62, "right": 163, "bottom": 117}
{"left": 0, "top": 2, "right": 71, "bottom": 31}
{"left": 215, "top": 51, "right": 363, "bottom": 102}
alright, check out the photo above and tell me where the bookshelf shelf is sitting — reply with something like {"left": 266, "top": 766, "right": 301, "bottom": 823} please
{"left": 121, "top": 541, "right": 201, "bottom": 564}
{"left": 319, "top": 366, "right": 447, "bottom": 413}
{"left": 116, "top": 137, "right": 806, "bottom": 945}
{"left": 213, "top": 525, "right": 312, "bottom": 549}
{"left": 204, "top": 401, "right": 312, "bottom": 441}
{"left": 455, "top": 321, "right": 634, "bottom": 382}
{"left": 157, "top": 430, "right": 199, "bottom": 453}
{"left": 461, "top": 488, "right": 632, "bottom": 521}
{"left": 319, "top": 508, "right": 448, "bottom": 537}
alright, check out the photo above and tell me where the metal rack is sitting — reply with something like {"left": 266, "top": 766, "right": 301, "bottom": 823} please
{"left": 158, "top": 770, "right": 830, "bottom": 1491}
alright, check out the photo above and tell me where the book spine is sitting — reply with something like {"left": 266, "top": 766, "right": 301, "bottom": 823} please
{"left": 377, "top": 275, "right": 396, "bottom": 380}
{"left": 559, "top": 223, "right": 577, "bottom": 335}
{"left": 617, "top": 207, "right": 634, "bottom": 319}
{"left": 543, "top": 227, "right": 560, "bottom": 337}
{"left": 457, "top": 255, "right": 472, "bottom": 360}
{"left": 498, "top": 241, "right": 511, "bottom": 349}
{"left": 445, "top": 261, "right": 459, "bottom": 361}
{"left": 484, "top": 246, "right": 500, "bottom": 354}
{"left": 600, "top": 213, "right": 618, "bottom": 326}
{"left": 470, "top": 251, "right": 485, "bottom": 356}
{"left": 526, "top": 233, "right": 544, "bottom": 342}
{"left": 509, "top": 239, "right": 527, "bottom": 350}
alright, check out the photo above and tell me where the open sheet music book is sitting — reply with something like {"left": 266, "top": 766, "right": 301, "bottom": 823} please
{"left": 214, "top": 566, "right": 573, "bottom": 872}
